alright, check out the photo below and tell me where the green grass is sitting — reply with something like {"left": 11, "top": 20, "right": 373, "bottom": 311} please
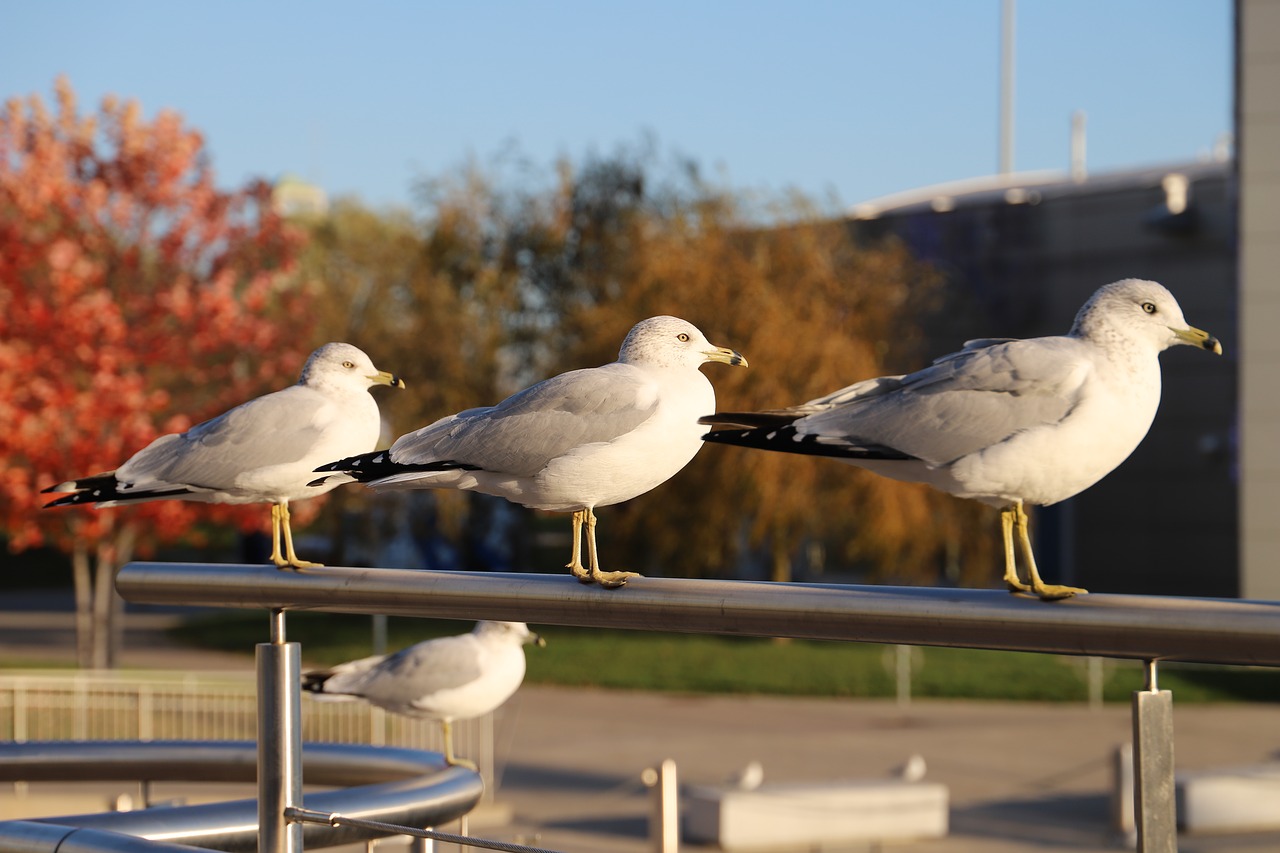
{"left": 169, "top": 611, "right": 1280, "bottom": 704}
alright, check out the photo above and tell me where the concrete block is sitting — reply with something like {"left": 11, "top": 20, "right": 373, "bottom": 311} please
{"left": 683, "top": 779, "right": 948, "bottom": 851}
{"left": 1178, "top": 762, "right": 1280, "bottom": 833}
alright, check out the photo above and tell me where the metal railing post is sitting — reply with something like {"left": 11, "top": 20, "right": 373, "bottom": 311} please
{"left": 644, "top": 758, "right": 679, "bottom": 853}
{"left": 1132, "top": 660, "right": 1176, "bottom": 853}
{"left": 257, "top": 609, "right": 302, "bottom": 853}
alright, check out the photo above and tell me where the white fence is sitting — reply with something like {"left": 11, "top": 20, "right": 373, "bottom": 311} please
{"left": 0, "top": 671, "right": 495, "bottom": 787}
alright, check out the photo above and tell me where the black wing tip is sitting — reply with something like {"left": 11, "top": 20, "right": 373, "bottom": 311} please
{"left": 699, "top": 411, "right": 798, "bottom": 429}
{"left": 43, "top": 492, "right": 87, "bottom": 509}
{"left": 313, "top": 451, "right": 392, "bottom": 482}
{"left": 701, "top": 425, "right": 916, "bottom": 461}
{"left": 313, "top": 451, "right": 482, "bottom": 484}
{"left": 41, "top": 476, "right": 122, "bottom": 508}
{"left": 300, "top": 671, "right": 331, "bottom": 693}
{"left": 42, "top": 485, "right": 193, "bottom": 508}
{"left": 314, "top": 453, "right": 373, "bottom": 474}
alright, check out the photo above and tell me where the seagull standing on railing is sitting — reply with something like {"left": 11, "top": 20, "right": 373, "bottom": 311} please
{"left": 313, "top": 316, "right": 746, "bottom": 588}
{"left": 43, "top": 343, "right": 405, "bottom": 569}
{"left": 701, "top": 280, "right": 1221, "bottom": 600}
{"left": 302, "top": 621, "right": 544, "bottom": 770}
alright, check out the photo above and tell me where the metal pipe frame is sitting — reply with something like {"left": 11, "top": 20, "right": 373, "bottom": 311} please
{"left": 0, "top": 820, "right": 210, "bottom": 853}
{"left": 0, "top": 742, "right": 483, "bottom": 852}
{"left": 256, "top": 640, "right": 301, "bottom": 853}
{"left": 117, "top": 562, "right": 1280, "bottom": 666}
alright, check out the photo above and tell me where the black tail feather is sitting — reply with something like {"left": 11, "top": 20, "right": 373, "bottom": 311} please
{"left": 42, "top": 474, "right": 192, "bottom": 508}
{"left": 698, "top": 411, "right": 797, "bottom": 429}
{"left": 312, "top": 450, "right": 481, "bottom": 485}
{"left": 301, "top": 671, "right": 334, "bottom": 694}
{"left": 701, "top": 425, "right": 915, "bottom": 461}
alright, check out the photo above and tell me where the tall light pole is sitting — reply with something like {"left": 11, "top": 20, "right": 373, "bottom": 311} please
{"left": 999, "top": 0, "right": 1016, "bottom": 175}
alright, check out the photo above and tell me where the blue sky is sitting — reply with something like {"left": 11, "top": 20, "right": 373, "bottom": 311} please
{"left": 5, "top": 1, "right": 1231, "bottom": 213}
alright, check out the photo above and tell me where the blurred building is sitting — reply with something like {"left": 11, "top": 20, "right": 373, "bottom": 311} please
{"left": 839, "top": 0, "right": 1278, "bottom": 602}
{"left": 846, "top": 160, "right": 1237, "bottom": 598}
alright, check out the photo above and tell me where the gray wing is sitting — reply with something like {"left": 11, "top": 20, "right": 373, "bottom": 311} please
{"left": 797, "top": 336, "right": 1093, "bottom": 465}
{"left": 782, "top": 339, "right": 1026, "bottom": 416}
{"left": 390, "top": 363, "right": 660, "bottom": 476}
{"left": 359, "top": 635, "right": 485, "bottom": 705}
{"left": 117, "top": 386, "right": 330, "bottom": 489}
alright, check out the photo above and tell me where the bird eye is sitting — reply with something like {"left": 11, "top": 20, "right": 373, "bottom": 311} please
{"left": 342, "top": 360, "right": 356, "bottom": 369}
{"left": 1141, "top": 302, "right": 1157, "bottom": 315}
{"left": 677, "top": 333, "right": 690, "bottom": 342}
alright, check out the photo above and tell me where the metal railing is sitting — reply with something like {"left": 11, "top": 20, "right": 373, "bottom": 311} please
{"left": 0, "top": 671, "right": 495, "bottom": 777}
{"left": 103, "top": 562, "right": 1280, "bottom": 853}
{"left": 116, "top": 562, "right": 1280, "bottom": 665}
{"left": 0, "top": 741, "right": 482, "bottom": 851}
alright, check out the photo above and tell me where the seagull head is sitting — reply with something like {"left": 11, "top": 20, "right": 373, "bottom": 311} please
{"left": 1072, "top": 279, "right": 1222, "bottom": 356}
{"left": 618, "top": 316, "right": 747, "bottom": 370}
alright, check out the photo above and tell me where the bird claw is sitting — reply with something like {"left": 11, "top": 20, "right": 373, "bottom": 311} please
{"left": 446, "top": 756, "right": 479, "bottom": 771}
{"left": 1034, "top": 583, "right": 1088, "bottom": 601}
{"left": 568, "top": 562, "right": 592, "bottom": 583}
{"left": 593, "top": 570, "right": 642, "bottom": 589}
{"left": 273, "top": 558, "right": 323, "bottom": 570}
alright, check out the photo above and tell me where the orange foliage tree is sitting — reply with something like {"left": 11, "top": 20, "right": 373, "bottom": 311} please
{"left": 0, "top": 78, "right": 313, "bottom": 667}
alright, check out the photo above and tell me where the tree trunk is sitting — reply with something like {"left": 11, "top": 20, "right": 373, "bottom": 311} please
{"left": 91, "top": 526, "right": 114, "bottom": 670}
{"left": 71, "top": 537, "right": 93, "bottom": 669}
{"left": 109, "top": 522, "right": 138, "bottom": 667}
{"left": 89, "top": 516, "right": 137, "bottom": 669}
{"left": 770, "top": 540, "right": 792, "bottom": 584}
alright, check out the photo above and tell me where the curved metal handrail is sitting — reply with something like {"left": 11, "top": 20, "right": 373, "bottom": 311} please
{"left": 0, "top": 741, "right": 482, "bottom": 852}
{"left": 0, "top": 820, "right": 210, "bottom": 853}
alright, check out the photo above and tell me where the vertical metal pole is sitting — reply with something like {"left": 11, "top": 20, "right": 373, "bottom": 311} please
{"left": 1132, "top": 660, "right": 1176, "bottom": 853}
{"left": 644, "top": 759, "right": 679, "bottom": 853}
{"left": 998, "top": 0, "right": 1017, "bottom": 174}
{"left": 1070, "top": 110, "right": 1088, "bottom": 182}
{"left": 1087, "top": 656, "right": 1104, "bottom": 709}
{"left": 895, "top": 645, "right": 912, "bottom": 708}
{"left": 258, "top": 609, "right": 302, "bottom": 853}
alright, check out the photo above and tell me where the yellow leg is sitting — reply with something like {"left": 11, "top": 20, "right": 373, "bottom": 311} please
{"left": 1013, "top": 502, "right": 1087, "bottom": 601}
{"left": 1001, "top": 505, "right": 1030, "bottom": 593}
{"left": 585, "top": 508, "right": 641, "bottom": 589}
{"left": 280, "top": 502, "right": 322, "bottom": 570}
{"left": 441, "top": 719, "right": 477, "bottom": 770}
{"left": 269, "top": 504, "right": 288, "bottom": 568}
{"left": 567, "top": 509, "right": 591, "bottom": 583}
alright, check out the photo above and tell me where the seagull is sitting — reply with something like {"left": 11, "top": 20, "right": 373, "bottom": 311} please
{"left": 892, "top": 753, "right": 927, "bottom": 782}
{"left": 302, "top": 621, "right": 544, "bottom": 769}
{"left": 725, "top": 760, "right": 765, "bottom": 790}
{"left": 44, "top": 343, "right": 404, "bottom": 569}
{"left": 314, "top": 316, "right": 747, "bottom": 588}
{"left": 700, "top": 279, "right": 1221, "bottom": 600}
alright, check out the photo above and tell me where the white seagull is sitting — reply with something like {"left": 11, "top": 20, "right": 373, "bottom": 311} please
{"left": 314, "top": 316, "right": 746, "bottom": 588}
{"left": 701, "top": 279, "right": 1221, "bottom": 600}
{"left": 302, "top": 621, "right": 544, "bottom": 769}
{"left": 44, "top": 343, "right": 404, "bottom": 569}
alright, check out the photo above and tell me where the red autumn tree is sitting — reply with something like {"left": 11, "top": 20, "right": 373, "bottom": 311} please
{"left": 0, "top": 78, "right": 314, "bottom": 667}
